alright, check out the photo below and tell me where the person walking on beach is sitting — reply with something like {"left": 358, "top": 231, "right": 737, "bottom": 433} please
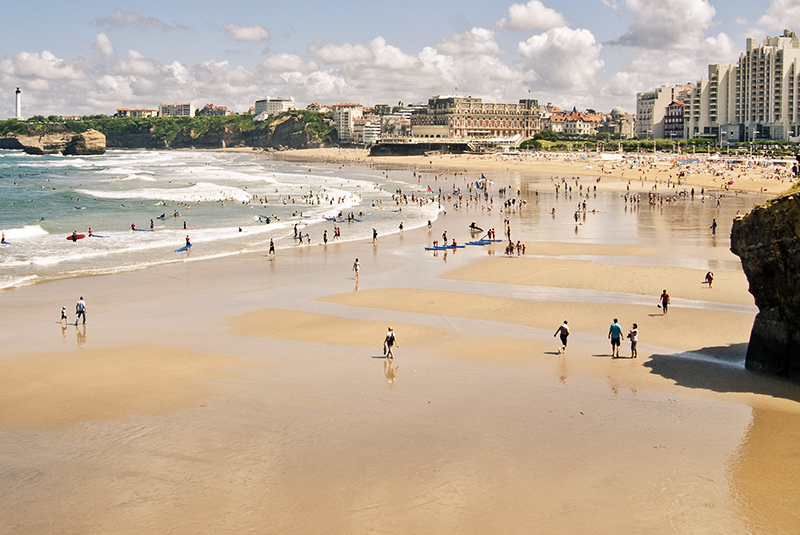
{"left": 353, "top": 258, "right": 360, "bottom": 283}
{"left": 659, "top": 290, "right": 670, "bottom": 315}
{"left": 609, "top": 318, "right": 622, "bottom": 358}
{"left": 627, "top": 323, "right": 639, "bottom": 358}
{"left": 61, "top": 305, "right": 67, "bottom": 326}
{"left": 269, "top": 238, "right": 275, "bottom": 256}
{"left": 323, "top": 230, "right": 328, "bottom": 245}
{"left": 704, "top": 271, "right": 714, "bottom": 288}
{"left": 75, "top": 296, "right": 86, "bottom": 325}
{"left": 372, "top": 228, "right": 378, "bottom": 243}
{"left": 384, "top": 327, "right": 398, "bottom": 358}
{"left": 710, "top": 218, "right": 717, "bottom": 235}
{"left": 554, "top": 320, "right": 570, "bottom": 354}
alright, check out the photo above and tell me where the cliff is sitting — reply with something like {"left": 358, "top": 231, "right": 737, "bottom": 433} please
{"left": 63, "top": 130, "right": 106, "bottom": 155}
{"left": 0, "top": 112, "right": 335, "bottom": 153}
{"left": 731, "top": 192, "right": 800, "bottom": 376}
{"left": 1, "top": 130, "right": 106, "bottom": 155}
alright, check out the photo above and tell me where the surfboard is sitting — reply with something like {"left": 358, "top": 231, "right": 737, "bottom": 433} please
{"left": 425, "top": 245, "right": 465, "bottom": 250}
{"left": 293, "top": 234, "right": 310, "bottom": 240}
{"left": 174, "top": 244, "right": 192, "bottom": 252}
{"left": 466, "top": 240, "right": 490, "bottom": 246}
{"left": 89, "top": 234, "right": 106, "bottom": 238}
{"left": 1, "top": 240, "right": 10, "bottom": 245}
{"left": 133, "top": 228, "right": 154, "bottom": 232}
{"left": 469, "top": 225, "right": 483, "bottom": 232}
{"left": 66, "top": 234, "right": 85, "bottom": 241}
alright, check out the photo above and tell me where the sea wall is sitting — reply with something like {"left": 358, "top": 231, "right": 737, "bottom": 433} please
{"left": 731, "top": 192, "right": 800, "bottom": 376}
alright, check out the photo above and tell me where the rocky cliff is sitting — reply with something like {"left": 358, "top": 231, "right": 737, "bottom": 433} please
{"left": 731, "top": 192, "right": 800, "bottom": 376}
{"left": 1, "top": 130, "right": 106, "bottom": 155}
{"left": 63, "top": 130, "right": 106, "bottom": 155}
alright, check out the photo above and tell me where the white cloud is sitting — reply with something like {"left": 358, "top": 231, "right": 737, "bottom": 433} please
{"left": 751, "top": 0, "right": 800, "bottom": 36}
{"left": 226, "top": 23, "right": 270, "bottom": 42}
{"left": 310, "top": 40, "right": 373, "bottom": 64}
{"left": 94, "top": 9, "right": 174, "bottom": 31}
{"left": 115, "top": 50, "right": 160, "bottom": 77}
{"left": 261, "top": 54, "right": 318, "bottom": 73}
{"left": 436, "top": 28, "right": 504, "bottom": 55}
{"left": 518, "top": 27, "right": 604, "bottom": 93}
{"left": 0, "top": 50, "right": 85, "bottom": 80}
{"left": 497, "top": 0, "right": 567, "bottom": 31}
{"left": 92, "top": 33, "right": 115, "bottom": 58}
{"left": 610, "top": 0, "right": 716, "bottom": 50}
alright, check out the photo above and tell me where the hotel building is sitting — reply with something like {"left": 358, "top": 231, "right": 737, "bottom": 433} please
{"left": 158, "top": 103, "right": 195, "bottom": 117}
{"left": 409, "top": 96, "right": 541, "bottom": 140}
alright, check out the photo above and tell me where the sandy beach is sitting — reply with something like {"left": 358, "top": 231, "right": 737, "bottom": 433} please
{"left": 2, "top": 153, "right": 799, "bottom": 534}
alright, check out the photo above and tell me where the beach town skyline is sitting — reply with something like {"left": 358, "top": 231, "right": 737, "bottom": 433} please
{"left": 0, "top": 1, "right": 792, "bottom": 117}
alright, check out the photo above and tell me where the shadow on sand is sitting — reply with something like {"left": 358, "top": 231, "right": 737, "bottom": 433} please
{"left": 644, "top": 343, "right": 800, "bottom": 404}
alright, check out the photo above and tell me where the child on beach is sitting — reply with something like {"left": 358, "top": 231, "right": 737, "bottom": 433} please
{"left": 60, "top": 306, "right": 67, "bottom": 325}
{"left": 627, "top": 323, "right": 638, "bottom": 358}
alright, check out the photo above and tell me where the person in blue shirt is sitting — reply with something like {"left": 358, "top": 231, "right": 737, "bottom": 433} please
{"left": 608, "top": 318, "right": 623, "bottom": 358}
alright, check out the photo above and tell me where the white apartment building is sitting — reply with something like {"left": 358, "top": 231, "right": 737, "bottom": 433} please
{"left": 657, "top": 30, "right": 800, "bottom": 143}
{"left": 331, "top": 103, "right": 363, "bottom": 143}
{"left": 116, "top": 108, "right": 158, "bottom": 118}
{"left": 158, "top": 102, "right": 195, "bottom": 117}
{"left": 254, "top": 97, "right": 295, "bottom": 116}
{"left": 636, "top": 84, "right": 693, "bottom": 139}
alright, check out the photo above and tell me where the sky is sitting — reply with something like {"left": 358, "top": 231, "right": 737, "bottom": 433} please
{"left": 0, "top": 0, "right": 798, "bottom": 118}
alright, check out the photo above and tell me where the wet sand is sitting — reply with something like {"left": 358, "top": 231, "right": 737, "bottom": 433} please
{"left": 1, "top": 160, "right": 800, "bottom": 534}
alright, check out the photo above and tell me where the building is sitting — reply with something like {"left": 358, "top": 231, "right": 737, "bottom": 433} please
{"left": 159, "top": 102, "right": 194, "bottom": 117}
{"left": 598, "top": 106, "right": 637, "bottom": 139}
{"left": 664, "top": 101, "right": 685, "bottom": 140}
{"left": 330, "top": 103, "right": 363, "bottom": 143}
{"left": 409, "top": 95, "right": 541, "bottom": 140}
{"left": 116, "top": 108, "right": 158, "bottom": 118}
{"left": 254, "top": 97, "right": 295, "bottom": 116}
{"left": 198, "top": 103, "right": 233, "bottom": 117}
{"left": 636, "top": 84, "right": 694, "bottom": 139}
{"left": 650, "top": 30, "right": 800, "bottom": 143}
{"left": 306, "top": 103, "right": 330, "bottom": 113}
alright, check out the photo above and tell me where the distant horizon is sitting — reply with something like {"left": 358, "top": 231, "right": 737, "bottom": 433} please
{"left": 0, "top": 1, "right": 793, "bottom": 118}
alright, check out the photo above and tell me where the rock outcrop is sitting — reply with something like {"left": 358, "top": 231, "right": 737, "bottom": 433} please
{"left": 731, "top": 192, "right": 800, "bottom": 376}
{"left": 62, "top": 129, "right": 106, "bottom": 155}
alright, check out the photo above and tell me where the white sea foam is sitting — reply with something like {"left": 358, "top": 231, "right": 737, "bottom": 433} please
{"left": 76, "top": 181, "right": 254, "bottom": 203}
{"left": 2, "top": 225, "right": 49, "bottom": 239}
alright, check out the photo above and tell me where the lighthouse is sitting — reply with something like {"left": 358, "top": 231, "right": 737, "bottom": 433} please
{"left": 14, "top": 87, "right": 21, "bottom": 119}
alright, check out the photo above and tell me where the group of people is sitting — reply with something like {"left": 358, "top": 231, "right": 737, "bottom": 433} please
{"left": 61, "top": 296, "right": 86, "bottom": 326}
{"left": 553, "top": 318, "right": 638, "bottom": 359}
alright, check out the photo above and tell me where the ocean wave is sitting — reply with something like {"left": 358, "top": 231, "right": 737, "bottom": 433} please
{"left": 76, "top": 181, "right": 254, "bottom": 203}
{"left": 1, "top": 224, "right": 49, "bottom": 239}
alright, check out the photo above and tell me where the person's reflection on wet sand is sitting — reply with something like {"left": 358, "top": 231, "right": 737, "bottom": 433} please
{"left": 383, "top": 358, "right": 399, "bottom": 386}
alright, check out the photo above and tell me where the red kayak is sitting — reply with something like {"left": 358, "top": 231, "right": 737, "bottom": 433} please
{"left": 66, "top": 234, "right": 86, "bottom": 241}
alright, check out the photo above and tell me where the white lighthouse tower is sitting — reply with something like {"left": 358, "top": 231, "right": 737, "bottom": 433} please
{"left": 14, "top": 87, "right": 21, "bottom": 119}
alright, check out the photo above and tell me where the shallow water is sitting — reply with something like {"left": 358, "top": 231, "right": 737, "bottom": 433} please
{"left": 0, "top": 150, "right": 438, "bottom": 289}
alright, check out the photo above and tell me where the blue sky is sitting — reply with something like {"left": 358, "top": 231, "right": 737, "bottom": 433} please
{"left": 0, "top": 0, "right": 796, "bottom": 117}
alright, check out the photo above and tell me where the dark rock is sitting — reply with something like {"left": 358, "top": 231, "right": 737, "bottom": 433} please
{"left": 731, "top": 193, "right": 800, "bottom": 377}
{"left": 62, "top": 129, "right": 106, "bottom": 155}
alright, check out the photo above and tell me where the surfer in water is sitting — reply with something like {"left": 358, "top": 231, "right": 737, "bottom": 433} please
{"left": 185, "top": 235, "right": 191, "bottom": 247}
